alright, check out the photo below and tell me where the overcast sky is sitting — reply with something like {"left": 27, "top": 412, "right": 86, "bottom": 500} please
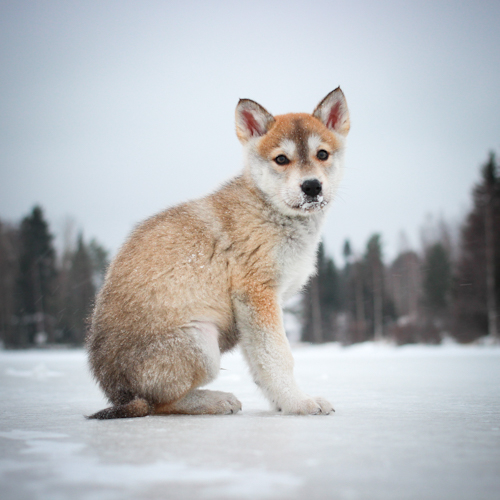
{"left": 1, "top": 0, "right": 499, "bottom": 263}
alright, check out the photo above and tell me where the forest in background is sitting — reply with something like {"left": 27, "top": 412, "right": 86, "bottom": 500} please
{"left": 0, "top": 153, "right": 498, "bottom": 348}
{"left": 302, "top": 152, "right": 500, "bottom": 344}
{"left": 0, "top": 209, "right": 108, "bottom": 348}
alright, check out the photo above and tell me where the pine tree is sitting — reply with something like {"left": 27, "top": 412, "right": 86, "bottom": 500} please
{"left": 59, "top": 234, "right": 96, "bottom": 345}
{"left": 301, "top": 242, "right": 340, "bottom": 343}
{"left": 420, "top": 243, "right": 451, "bottom": 342}
{"left": 15, "top": 206, "right": 57, "bottom": 346}
{"left": 0, "top": 220, "right": 20, "bottom": 347}
{"left": 87, "top": 238, "right": 109, "bottom": 291}
{"left": 319, "top": 252, "right": 340, "bottom": 341}
{"left": 343, "top": 240, "right": 352, "bottom": 264}
{"left": 365, "top": 234, "right": 384, "bottom": 340}
{"left": 423, "top": 243, "right": 451, "bottom": 312}
{"left": 339, "top": 239, "right": 370, "bottom": 344}
{"left": 453, "top": 152, "right": 500, "bottom": 341}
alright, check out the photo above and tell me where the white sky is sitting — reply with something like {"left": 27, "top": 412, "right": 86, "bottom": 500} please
{"left": 1, "top": 0, "right": 499, "bottom": 264}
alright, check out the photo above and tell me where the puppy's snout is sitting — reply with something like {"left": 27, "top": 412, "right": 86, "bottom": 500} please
{"left": 301, "top": 179, "right": 322, "bottom": 197}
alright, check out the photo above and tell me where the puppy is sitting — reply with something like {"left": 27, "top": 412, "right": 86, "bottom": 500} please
{"left": 87, "top": 88, "right": 350, "bottom": 418}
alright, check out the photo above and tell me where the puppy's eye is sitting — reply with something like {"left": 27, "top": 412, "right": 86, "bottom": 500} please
{"left": 317, "top": 150, "right": 329, "bottom": 161}
{"left": 274, "top": 155, "right": 290, "bottom": 165}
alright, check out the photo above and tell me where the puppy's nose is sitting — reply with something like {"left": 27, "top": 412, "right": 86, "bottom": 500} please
{"left": 301, "top": 179, "right": 322, "bottom": 197}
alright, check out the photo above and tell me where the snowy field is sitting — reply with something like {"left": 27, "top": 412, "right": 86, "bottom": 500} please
{"left": 1, "top": 342, "right": 499, "bottom": 500}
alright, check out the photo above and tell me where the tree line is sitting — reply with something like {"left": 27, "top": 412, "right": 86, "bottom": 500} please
{"left": 302, "top": 152, "right": 500, "bottom": 344}
{"left": 1, "top": 153, "right": 498, "bottom": 348}
{"left": 0, "top": 207, "right": 108, "bottom": 347}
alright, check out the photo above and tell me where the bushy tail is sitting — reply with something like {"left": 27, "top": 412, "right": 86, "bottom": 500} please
{"left": 87, "top": 398, "right": 152, "bottom": 420}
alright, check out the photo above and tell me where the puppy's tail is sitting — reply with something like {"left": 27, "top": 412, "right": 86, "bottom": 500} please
{"left": 87, "top": 398, "right": 152, "bottom": 420}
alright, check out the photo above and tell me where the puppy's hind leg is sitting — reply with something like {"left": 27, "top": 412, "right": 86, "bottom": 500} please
{"left": 154, "top": 321, "right": 242, "bottom": 415}
{"left": 154, "top": 389, "right": 242, "bottom": 415}
{"left": 88, "top": 320, "right": 240, "bottom": 419}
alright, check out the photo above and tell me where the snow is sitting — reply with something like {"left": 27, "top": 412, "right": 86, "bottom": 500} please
{"left": 1, "top": 343, "right": 500, "bottom": 500}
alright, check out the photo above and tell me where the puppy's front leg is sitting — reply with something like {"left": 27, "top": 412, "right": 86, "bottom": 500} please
{"left": 234, "top": 287, "right": 334, "bottom": 415}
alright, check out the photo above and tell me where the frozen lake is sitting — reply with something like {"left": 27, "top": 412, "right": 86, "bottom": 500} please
{"left": 1, "top": 342, "right": 499, "bottom": 500}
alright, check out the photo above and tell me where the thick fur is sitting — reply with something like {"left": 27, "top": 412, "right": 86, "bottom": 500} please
{"left": 87, "top": 88, "right": 350, "bottom": 418}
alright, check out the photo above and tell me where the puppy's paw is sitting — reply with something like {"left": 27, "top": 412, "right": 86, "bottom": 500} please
{"left": 210, "top": 391, "right": 242, "bottom": 415}
{"left": 313, "top": 396, "right": 335, "bottom": 415}
{"left": 282, "top": 395, "right": 334, "bottom": 415}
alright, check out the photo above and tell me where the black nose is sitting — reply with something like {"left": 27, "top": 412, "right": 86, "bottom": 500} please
{"left": 301, "top": 179, "right": 322, "bottom": 197}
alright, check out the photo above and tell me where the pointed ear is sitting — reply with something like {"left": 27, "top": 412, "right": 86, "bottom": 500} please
{"left": 313, "top": 87, "right": 350, "bottom": 136}
{"left": 235, "top": 99, "right": 275, "bottom": 144}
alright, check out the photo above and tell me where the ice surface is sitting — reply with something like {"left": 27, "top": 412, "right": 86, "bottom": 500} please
{"left": 1, "top": 343, "right": 499, "bottom": 500}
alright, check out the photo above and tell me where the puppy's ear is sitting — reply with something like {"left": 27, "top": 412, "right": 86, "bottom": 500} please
{"left": 313, "top": 87, "right": 350, "bottom": 137}
{"left": 235, "top": 99, "right": 275, "bottom": 144}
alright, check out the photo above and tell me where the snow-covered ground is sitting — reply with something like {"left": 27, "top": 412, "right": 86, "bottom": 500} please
{"left": 1, "top": 342, "right": 499, "bottom": 500}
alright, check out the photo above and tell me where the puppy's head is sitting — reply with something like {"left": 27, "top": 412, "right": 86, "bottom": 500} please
{"left": 235, "top": 88, "right": 350, "bottom": 217}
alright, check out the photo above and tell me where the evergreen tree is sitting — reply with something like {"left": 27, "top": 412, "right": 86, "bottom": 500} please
{"left": 15, "top": 206, "right": 57, "bottom": 346}
{"left": 87, "top": 238, "right": 109, "bottom": 290}
{"left": 338, "top": 239, "right": 365, "bottom": 344}
{"left": 58, "top": 234, "right": 96, "bottom": 345}
{"left": 343, "top": 240, "right": 352, "bottom": 263}
{"left": 0, "top": 220, "right": 20, "bottom": 347}
{"left": 339, "top": 239, "right": 352, "bottom": 316}
{"left": 453, "top": 152, "right": 500, "bottom": 341}
{"left": 365, "top": 234, "right": 384, "bottom": 339}
{"left": 419, "top": 243, "right": 452, "bottom": 343}
{"left": 423, "top": 243, "right": 451, "bottom": 312}
{"left": 301, "top": 242, "right": 340, "bottom": 343}
{"left": 319, "top": 252, "right": 340, "bottom": 341}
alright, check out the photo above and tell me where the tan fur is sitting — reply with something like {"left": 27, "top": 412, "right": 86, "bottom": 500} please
{"left": 87, "top": 89, "right": 350, "bottom": 418}
{"left": 258, "top": 113, "right": 341, "bottom": 160}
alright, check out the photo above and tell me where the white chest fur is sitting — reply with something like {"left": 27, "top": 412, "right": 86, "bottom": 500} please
{"left": 275, "top": 213, "right": 324, "bottom": 302}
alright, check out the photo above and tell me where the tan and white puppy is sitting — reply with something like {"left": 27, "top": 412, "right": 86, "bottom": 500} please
{"left": 87, "top": 88, "right": 350, "bottom": 419}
